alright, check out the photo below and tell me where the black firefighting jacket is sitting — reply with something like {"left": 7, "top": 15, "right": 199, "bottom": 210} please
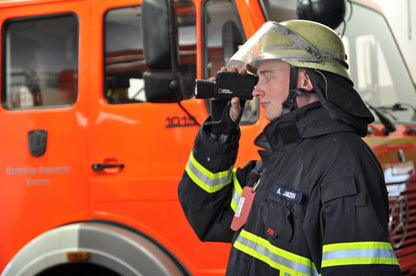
{"left": 178, "top": 100, "right": 401, "bottom": 275}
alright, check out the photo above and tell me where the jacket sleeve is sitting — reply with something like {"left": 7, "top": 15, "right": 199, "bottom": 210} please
{"left": 178, "top": 117, "right": 257, "bottom": 243}
{"left": 317, "top": 142, "right": 401, "bottom": 275}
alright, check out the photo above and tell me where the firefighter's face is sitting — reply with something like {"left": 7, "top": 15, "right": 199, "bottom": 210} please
{"left": 252, "top": 60, "right": 291, "bottom": 121}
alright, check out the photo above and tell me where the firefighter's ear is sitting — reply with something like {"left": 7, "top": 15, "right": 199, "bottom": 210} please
{"left": 298, "top": 69, "right": 313, "bottom": 91}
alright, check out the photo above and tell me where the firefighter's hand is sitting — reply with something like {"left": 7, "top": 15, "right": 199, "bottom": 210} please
{"left": 222, "top": 66, "right": 247, "bottom": 123}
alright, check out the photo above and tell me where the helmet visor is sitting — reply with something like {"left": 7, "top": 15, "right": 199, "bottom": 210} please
{"left": 226, "top": 21, "right": 348, "bottom": 76}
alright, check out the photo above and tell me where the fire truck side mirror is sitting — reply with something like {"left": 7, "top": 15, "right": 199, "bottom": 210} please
{"left": 142, "top": 0, "right": 189, "bottom": 102}
{"left": 141, "top": 0, "right": 178, "bottom": 69}
{"left": 143, "top": 71, "right": 181, "bottom": 103}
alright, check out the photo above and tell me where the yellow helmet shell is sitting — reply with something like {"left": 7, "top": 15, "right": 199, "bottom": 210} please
{"left": 227, "top": 20, "right": 351, "bottom": 81}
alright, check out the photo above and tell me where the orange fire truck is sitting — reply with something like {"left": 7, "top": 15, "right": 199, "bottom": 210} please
{"left": 1, "top": 0, "right": 415, "bottom": 275}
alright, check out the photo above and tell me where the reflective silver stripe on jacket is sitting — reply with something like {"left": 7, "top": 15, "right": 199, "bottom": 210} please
{"left": 322, "top": 241, "right": 399, "bottom": 267}
{"left": 185, "top": 152, "right": 233, "bottom": 193}
{"left": 234, "top": 230, "right": 319, "bottom": 276}
{"left": 231, "top": 168, "right": 242, "bottom": 212}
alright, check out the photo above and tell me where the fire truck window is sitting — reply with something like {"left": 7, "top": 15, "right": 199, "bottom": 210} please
{"left": 203, "top": 0, "right": 259, "bottom": 125}
{"left": 3, "top": 15, "right": 78, "bottom": 109}
{"left": 104, "top": 3, "right": 196, "bottom": 104}
{"left": 336, "top": 3, "right": 416, "bottom": 123}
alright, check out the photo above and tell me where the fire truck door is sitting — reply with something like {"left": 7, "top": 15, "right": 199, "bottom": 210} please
{"left": 0, "top": 1, "right": 90, "bottom": 265}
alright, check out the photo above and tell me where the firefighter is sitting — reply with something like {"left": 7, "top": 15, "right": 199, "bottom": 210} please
{"left": 178, "top": 20, "right": 401, "bottom": 275}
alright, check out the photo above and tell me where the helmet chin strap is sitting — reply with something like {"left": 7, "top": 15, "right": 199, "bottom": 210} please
{"left": 281, "top": 66, "right": 317, "bottom": 115}
{"left": 281, "top": 66, "right": 301, "bottom": 115}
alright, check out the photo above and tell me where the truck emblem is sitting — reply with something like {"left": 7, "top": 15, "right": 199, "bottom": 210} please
{"left": 28, "top": 129, "right": 48, "bottom": 157}
{"left": 388, "top": 195, "right": 409, "bottom": 249}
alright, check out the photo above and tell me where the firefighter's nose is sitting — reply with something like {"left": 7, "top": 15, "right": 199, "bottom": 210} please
{"left": 252, "top": 85, "right": 264, "bottom": 98}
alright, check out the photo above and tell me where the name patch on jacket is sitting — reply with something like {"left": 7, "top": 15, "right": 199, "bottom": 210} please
{"left": 271, "top": 184, "right": 303, "bottom": 204}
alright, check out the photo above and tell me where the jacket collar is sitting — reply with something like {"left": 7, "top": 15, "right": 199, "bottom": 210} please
{"left": 254, "top": 102, "right": 355, "bottom": 151}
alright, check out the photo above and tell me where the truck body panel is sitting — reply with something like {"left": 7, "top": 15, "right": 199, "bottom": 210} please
{"left": 1, "top": 0, "right": 415, "bottom": 275}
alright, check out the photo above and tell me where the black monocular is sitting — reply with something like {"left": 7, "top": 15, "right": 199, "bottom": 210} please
{"left": 194, "top": 71, "right": 258, "bottom": 100}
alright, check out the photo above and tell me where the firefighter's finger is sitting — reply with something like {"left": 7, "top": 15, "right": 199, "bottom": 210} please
{"left": 229, "top": 67, "right": 239, "bottom": 73}
{"left": 229, "top": 97, "right": 242, "bottom": 123}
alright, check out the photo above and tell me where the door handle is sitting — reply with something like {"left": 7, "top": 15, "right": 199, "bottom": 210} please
{"left": 92, "top": 163, "right": 124, "bottom": 171}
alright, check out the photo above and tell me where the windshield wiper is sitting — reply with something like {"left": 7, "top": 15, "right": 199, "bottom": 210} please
{"left": 376, "top": 102, "right": 413, "bottom": 113}
{"left": 365, "top": 102, "right": 396, "bottom": 135}
{"left": 376, "top": 102, "right": 416, "bottom": 121}
{"left": 391, "top": 103, "right": 412, "bottom": 111}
